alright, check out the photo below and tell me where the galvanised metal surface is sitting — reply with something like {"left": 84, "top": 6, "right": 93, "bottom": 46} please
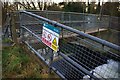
{"left": 19, "top": 10, "right": 120, "bottom": 79}
{"left": 2, "top": 13, "right": 12, "bottom": 38}
{"left": 20, "top": 10, "right": 120, "bottom": 51}
{"left": 27, "top": 10, "right": 110, "bottom": 31}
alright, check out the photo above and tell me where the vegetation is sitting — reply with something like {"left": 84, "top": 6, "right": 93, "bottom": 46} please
{"left": 47, "top": 3, "right": 62, "bottom": 11}
{"left": 1, "top": 1, "right": 119, "bottom": 28}
{"left": 1, "top": 1, "right": 119, "bottom": 78}
{"left": 102, "top": 2, "right": 120, "bottom": 17}
{"left": 62, "top": 2, "right": 85, "bottom": 13}
{"left": 2, "top": 38, "right": 12, "bottom": 43}
{"left": 1, "top": 1, "right": 120, "bottom": 19}
{"left": 2, "top": 45, "right": 58, "bottom": 78}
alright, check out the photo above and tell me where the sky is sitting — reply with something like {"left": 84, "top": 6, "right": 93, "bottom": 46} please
{"left": 2, "top": 0, "right": 119, "bottom": 3}
{"left": 52, "top": 0, "right": 63, "bottom": 3}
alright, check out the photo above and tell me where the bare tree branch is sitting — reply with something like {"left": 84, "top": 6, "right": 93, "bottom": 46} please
{"left": 42, "top": 0, "right": 45, "bottom": 11}
{"left": 14, "top": 2, "right": 28, "bottom": 9}
{"left": 27, "top": 2, "right": 31, "bottom": 9}
{"left": 31, "top": 2, "right": 36, "bottom": 10}
{"left": 38, "top": 2, "right": 41, "bottom": 10}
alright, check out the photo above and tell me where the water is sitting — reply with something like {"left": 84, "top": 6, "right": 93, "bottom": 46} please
{"left": 90, "top": 29, "right": 120, "bottom": 46}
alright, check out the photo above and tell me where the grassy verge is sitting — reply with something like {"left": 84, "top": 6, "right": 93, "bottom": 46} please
{"left": 2, "top": 45, "right": 59, "bottom": 78}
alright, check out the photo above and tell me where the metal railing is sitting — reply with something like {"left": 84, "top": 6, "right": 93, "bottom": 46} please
{"left": 2, "top": 13, "right": 12, "bottom": 38}
{"left": 28, "top": 10, "right": 111, "bottom": 32}
{"left": 19, "top": 10, "right": 120, "bottom": 79}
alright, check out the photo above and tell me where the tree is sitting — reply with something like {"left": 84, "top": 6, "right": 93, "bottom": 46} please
{"left": 96, "top": 1, "right": 101, "bottom": 14}
{"left": 2, "top": 2, "right": 8, "bottom": 26}
{"left": 102, "top": 2, "right": 120, "bottom": 17}
{"left": 89, "top": 2, "right": 97, "bottom": 14}
{"left": 63, "top": 2, "right": 84, "bottom": 13}
{"left": 47, "top": 3, "right": 62, "bottom": 11}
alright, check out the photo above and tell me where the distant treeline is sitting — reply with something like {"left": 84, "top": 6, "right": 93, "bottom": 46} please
{"left": 48, "top": 2, "right": 120, "bottom": 17}
{"left": 2, "top": 2, "right": 120, "bottom": 25}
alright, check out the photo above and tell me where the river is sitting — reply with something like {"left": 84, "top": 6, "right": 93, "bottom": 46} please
{"left": 90, "top": 29, "right": 120, "bottom": 46}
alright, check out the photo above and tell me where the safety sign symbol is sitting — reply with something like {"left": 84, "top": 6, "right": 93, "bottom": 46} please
{"left": 52, "top": 38, "right": 57, "bottom": 46}
{"left": 42, "top": 23, "right": 60, "bottom": 52}
{"left": 52, "top": 38, "right": 58, "bottom": 51}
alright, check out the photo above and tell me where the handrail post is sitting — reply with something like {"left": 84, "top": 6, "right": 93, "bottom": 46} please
{"left": 48, "top": 48, "right": 54, "bottom": 74}
{"left": 19, "top": 12, "right": 24, "bottom": 43}
{"left": 9, "top": 13, "right": 12, "bottom": 39}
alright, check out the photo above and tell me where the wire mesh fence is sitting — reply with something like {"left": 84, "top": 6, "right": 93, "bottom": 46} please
{"left": 19, "top": 11, "right": 120, "bottom": 79}
{"left": 29, "top": 10, "right": 111, "bottom": 32}
{"left": 3, "top": 10, "right": 119, "bottom": 41}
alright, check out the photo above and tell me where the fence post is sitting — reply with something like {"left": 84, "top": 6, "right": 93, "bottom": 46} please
{"left": 9, "top": 13, "right": 12, "bottom": 39}
{"left": 108, "top": 15, "right": 111, "bottom": 30}
{"left": 19, "top": 12, "right": 24, "bottom": 43}
{"left": 11, "top": 13, "right": 18, "bottom": 44}
{"left": 48, "top": 48, "right": 54, "bottom": 74}
{"left": 83, "top": 13, "right": 86, "bottom": 33}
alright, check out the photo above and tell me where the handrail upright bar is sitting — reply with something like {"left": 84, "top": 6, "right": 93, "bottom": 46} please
{"left": 20, "top": 10, "right": 120, "bottom": 52}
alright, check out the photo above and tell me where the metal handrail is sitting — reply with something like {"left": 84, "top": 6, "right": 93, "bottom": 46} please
{"left": 21, "top": 26, "right": 98, "bottom": 80}
{"left": 21, "top": 26, "right": 98, "bottom": 79}
{"left": 20, "top": 10, "right": 120, "bottom": 52}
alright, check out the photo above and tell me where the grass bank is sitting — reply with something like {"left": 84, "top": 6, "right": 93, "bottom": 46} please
{"left": 2, "top": 44, "right": 59, "bottom": 78}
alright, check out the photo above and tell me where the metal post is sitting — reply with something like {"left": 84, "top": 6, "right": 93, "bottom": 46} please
{"left": 69, "top": 13, "right": 71, "bottom": 27}
{"left": 61, "top": 28, "right": 64, "bottom": 38}
{"left": 46, "top": 11, "right": 48, "bottom": 18}
{"left": 83, "top": 13, "right": 86, "bottom": 33}
{"left": 41, "top": 49, "right": 43, "bottom": 56}
{"left": 62, "top": 12, "right": 64, "bottom": 22}
{"left": 48, "top": 48, "right": 54, "bottom": 74}
{"left": 90, "top": 71, "right": 94, "bottom": 80}
{"left": 9, "top": 13, "right": 12, "bottom": 39}
{"left": 19, "top": 12, "right": 24, "bottom": 43}
{"left": 108, "top": 15, "right": 111, "bottom": 30}
{"left": 102, "top": 44, "right": 105, "bottom": 50}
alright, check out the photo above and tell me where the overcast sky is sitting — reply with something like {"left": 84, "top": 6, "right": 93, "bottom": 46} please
{"left": 2, "top": 0, "right": 119, "bottom": 3}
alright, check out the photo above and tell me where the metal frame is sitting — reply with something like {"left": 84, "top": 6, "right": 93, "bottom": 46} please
{"left": 19, "top": 10, "right": 120, "bottom": 79}
{"left": 20, "top": 10, "right": 120, "bottom": 52}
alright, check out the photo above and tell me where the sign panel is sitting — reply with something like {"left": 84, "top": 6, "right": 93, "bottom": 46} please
{"left": 42, "top": 23, "right": 60, "bottom": 52}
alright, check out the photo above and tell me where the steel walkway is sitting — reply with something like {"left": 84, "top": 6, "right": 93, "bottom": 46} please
{"left": 3, "top": 10, "right": 120, "bottom": 79}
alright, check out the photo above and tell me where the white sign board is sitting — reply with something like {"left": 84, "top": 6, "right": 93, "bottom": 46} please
{"left": 42, "top": 23, "right": 60, "bottom": 52}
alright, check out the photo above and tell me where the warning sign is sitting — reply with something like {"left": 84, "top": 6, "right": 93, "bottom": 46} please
{"left": 42, "top": 23, "right": 60, "bottom": 52}
{"left": 52, "top": 38, "right": 58, "bottom": 51}
{"left": 52, "top": 38, "right": 57, "bottom": 46}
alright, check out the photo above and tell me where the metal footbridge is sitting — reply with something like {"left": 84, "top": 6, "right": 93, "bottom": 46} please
{"left": 3, "top": 10, "right": 120, "bottom": 79}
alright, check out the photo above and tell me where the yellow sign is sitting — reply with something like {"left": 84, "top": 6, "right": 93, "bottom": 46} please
{"left": 42, "top": 23, "right": 60, "bottom": 52}
{"left": 52, "top": 38, "right": 57, "bottom": 46}
{"left": 52, "top": 38, "right": 58, "bottom": 52}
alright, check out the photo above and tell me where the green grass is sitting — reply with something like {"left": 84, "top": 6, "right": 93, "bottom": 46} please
{"left": 2, "top": 46, "right": 30, "bottom": 76}
{"left": 2, "top": 38, "right": 13, "bottom": 43}
{"left": 2, "top": 45, "right": 59, "bottom": 78}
